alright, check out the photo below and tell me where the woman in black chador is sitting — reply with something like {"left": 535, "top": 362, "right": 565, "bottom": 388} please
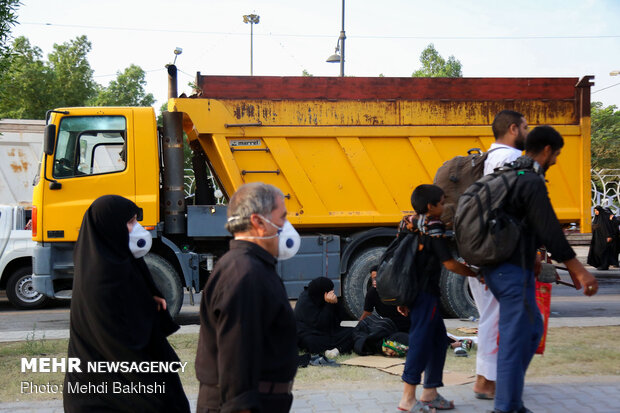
{"left": 294, "top": 277, "right": 353, "bottom": 356}
{"left": 63, "top": 195, "right": 189, "bottom": 413}
{"left": 587, "top": 206, "right": 619, "bottom": 270}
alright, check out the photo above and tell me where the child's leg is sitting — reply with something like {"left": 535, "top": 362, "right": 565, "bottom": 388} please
{"left": 402, "top": 292, "right": 439, "bottom": 385}
{"left": 398, "top": 382, "right": 417, "bottom": 411}
{"left": 423, "top": 308, "right": 448, "bottom": 388}
{"left": 400, "top": 292, "right": 440, "bottom": 411}
{"left": 420, "top": 296, "right": 449, "bottom": 403}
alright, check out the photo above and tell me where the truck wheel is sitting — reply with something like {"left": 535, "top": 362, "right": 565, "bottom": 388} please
{"left": 6, "top": 266, "right": 50, "bottom": 310}
{"left": 144, "top": 254, "right": 183, "bottom": 318}
{"left": 439, "top": 267, "right": 479, "bottom": 319}
{"left": 343, "top": 247, "right": 386, "bottom": 318}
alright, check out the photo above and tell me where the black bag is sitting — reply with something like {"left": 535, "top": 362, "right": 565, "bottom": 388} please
{"left": 375, "top": 231, "right": 419, "bottom": 306}
{"left": 454, "top": 158, "right": 534, "bottom": 267}
{"left": 352, "top": 314, "right": 398, "bottom": 356}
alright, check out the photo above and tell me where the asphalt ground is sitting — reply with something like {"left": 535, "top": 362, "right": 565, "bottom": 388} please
{"left": 2, "top": 375, "right": 619, "bottom": 412}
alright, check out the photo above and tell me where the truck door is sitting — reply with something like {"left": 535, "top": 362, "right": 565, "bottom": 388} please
{"left": 42, "top": 112, "right": 136, "bottom": 242}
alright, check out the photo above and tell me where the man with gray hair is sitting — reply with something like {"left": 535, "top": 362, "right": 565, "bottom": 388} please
{"left": 195, "top": 182, "right": 300, "bottom": 413}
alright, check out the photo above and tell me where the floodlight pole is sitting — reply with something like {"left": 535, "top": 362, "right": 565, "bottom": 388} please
{"left": 243, "top": 14, "right": 260, "bottom": 76}
{"left": 339, "top": 0, "right": 346, "bottom": 77}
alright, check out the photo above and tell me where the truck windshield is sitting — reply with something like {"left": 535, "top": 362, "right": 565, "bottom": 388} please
{"left": 53, "top": 116, "right": 126, "bottom": 178}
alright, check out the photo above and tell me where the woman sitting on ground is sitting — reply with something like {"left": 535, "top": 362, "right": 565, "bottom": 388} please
{"left": 295, "top": 277, "right": 354, "bottom": 358}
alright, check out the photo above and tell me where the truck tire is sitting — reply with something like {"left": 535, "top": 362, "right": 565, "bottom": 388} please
{"left": 6, "top": 265, "right": 50, "bottom": 310}
{"left": 342, "top": 246, "right": 386, "bottom": 318}
{"left": 144, "top": 254, "right": 183, "bottom": 318}
{"left": 439, "top": 267, "right": 479, "bottom": 319}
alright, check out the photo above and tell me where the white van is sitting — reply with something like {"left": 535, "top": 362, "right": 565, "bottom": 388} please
{"left": 0, "top": 205, "right": 48, "bottom": 309}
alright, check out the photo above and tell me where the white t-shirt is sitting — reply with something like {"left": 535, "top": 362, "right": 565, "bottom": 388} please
{"left": 483, "top": 143, "right": 523, "bottom": 176}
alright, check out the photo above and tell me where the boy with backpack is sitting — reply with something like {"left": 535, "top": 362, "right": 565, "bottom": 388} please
{"left": 396, "top": 184, "right": 476, "bottom": 412}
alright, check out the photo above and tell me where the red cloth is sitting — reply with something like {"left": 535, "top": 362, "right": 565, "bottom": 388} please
{"left": 535, "top": 281, "right": 552, "bottom": 354}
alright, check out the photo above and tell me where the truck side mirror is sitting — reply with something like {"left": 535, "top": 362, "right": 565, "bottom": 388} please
{"left": 43, "top": 124, "right": 56, "bottom": 155}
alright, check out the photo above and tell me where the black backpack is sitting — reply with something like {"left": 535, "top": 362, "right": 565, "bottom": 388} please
{"left": 454, "top": 157, "right": 536, "bottom": 267}
{"left": 375, "top": 228, "right": 420, "bottom": 307}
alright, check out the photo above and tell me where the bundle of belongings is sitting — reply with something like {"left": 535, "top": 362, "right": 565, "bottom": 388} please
{"left": 352, "top": 314, "right": 409, "bottom": 357}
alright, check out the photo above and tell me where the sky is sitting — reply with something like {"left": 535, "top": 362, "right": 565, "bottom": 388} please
{"left": 10, "top": 0, "right": 620, "bottom": 109}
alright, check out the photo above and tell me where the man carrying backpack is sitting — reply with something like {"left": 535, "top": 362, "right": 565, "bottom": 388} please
{"left": 470, "top": 110, "right": 529, "bottom": 400}
{"left": 481, "top": 126, "right": 598, "bottom": 413}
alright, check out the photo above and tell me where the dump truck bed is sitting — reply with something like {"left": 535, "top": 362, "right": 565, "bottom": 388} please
{"left": 170, "top": 75, "right": 592, "bottom": 231}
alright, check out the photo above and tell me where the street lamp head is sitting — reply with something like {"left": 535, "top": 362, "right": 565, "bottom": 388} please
{"left": 243, "top": 14, "right": 260, "bottom": 24}
{"left": 326, "top": 53, "right": 341, "bottom": 63}
{"left": 172, "top": 47, "right": 183, "bottom": 65}
{"left": 610, "top": 70, "right": 620, "bottom": 76}
{"left": 326, "top": 43, "right": 341, "bottom": 63}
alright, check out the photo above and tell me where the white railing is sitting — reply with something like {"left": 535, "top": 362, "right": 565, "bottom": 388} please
{"left": 591, "top": 169, "right": 620, "bottom": 214}
{"left": 184, "top": 169, "right": 226, "bottom": 205}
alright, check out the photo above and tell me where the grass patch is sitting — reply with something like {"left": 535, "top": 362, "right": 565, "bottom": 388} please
{"left": 1, "top": 326, "right": 618, "bottom": 402}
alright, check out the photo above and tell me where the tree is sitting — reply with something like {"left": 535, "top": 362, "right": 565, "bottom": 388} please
{"left": 47, "top": 35, "right": 97, "bottom": 107}
{"left": 0, "top": 0, "right": 20, "bottom": 75}
{"left": 302, "top": 69, "right": 313, "bottom": 77}
{"left": 0, "top": 35, "right": 140, "bottom": 119}
{"left": 0, "top": 36, "right": 54, "bottom": 119}
{"left": 92, "top": 64, "right": 155, "bottom": 106}
{"left": 591, "top": 102, "right": 620, "bottom": 170}
{"left": 412, "top": 43, "right": 462, "bottom": 78}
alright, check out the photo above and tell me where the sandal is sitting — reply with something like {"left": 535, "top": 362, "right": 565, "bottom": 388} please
{"left": 309, "top": 355, "right": 340, "bottom": 367}
{"left": 453, "top": 347, "right": 468, "bottom": 357}
{"left": 474, "top": 391, "right": 495, "bottom": 400}
{"left": 397, "top": 401, "right": 434, "bottom": 412}
{"left": 421, "top": 393, "right": 454, "bottom": 410}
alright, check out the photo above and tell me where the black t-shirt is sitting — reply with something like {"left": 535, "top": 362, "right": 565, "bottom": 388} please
{"left": 363, "top": 287, "right": 411, "bottom": 332}
{"left": 400, "top": 214, "right": 453, "bottom": 297}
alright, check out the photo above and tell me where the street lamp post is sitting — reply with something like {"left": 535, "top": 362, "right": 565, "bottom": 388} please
{"left": 326, "top": 0, "right": 346, "bottom": 77}
{"left": 243, "top": 14, "right": 260, "bottom": 76}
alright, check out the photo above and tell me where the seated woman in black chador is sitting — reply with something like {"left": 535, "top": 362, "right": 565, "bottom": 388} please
{"left": 295, "top": 277, "right": 353, "bottom": 357}
{"left": 63, "top": 195, "right": 189, "bottom": 413}
{"left": 588, "top": 205, "right": 619, "bottom": 270}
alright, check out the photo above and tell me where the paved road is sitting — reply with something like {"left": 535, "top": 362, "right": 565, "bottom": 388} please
{"left": 2, "top": 376, "right": 619, "bottom": 412}
{"left": 2, "top": 267, "right": 619, "bottom": 338}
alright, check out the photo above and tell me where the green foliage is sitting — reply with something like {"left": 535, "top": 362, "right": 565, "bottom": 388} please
{"left": 0, "top": 0, "right": 20, "bottom": 75}
{"left": 91, "top": 64, "right": 155, "bottom": 107}
{"left": 47, "top": 35, "right": 97, "bottom": 107}
{"left": 1, "top": 35, "right": 154, "bottom": 119}
{"left": 412, "top": 43, "right": 462, "bottom": 78}
{"left": 0, "top": 35, "right": 97, "bottom": 119}
{"left": 302, "top": 69, "right": 313, "bottom": 77}
{"left": 591, "top": 101, "right": 620, "bottom": 170}
{"left": 0, "top": 36, "right": 53, "bottom": 119}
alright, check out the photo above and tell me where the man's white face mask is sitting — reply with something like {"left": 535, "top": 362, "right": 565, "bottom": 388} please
{"left": 128, "top": 222, "right": 152, "bottom": 259}
{"left": 232, "top": 215, "right": 301, "bottom": 260}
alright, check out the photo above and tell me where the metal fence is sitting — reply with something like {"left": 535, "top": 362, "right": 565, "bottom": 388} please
{"left": 592, "top": 169, "right": 620, "bottom": 214}
{"left": 184, "top": 169, "right": 226, "bottom": 205}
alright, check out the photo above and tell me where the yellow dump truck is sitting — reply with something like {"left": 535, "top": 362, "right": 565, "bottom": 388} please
{"left": 32, "top": 67, "right": 593, "bottom": 318}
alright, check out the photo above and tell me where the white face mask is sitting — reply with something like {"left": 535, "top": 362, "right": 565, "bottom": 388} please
{"left": 128, "top": 222, "right": 152, "bottom": 259}
{"left": 234, "top": 215, "right": 301, "bottom": 260}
